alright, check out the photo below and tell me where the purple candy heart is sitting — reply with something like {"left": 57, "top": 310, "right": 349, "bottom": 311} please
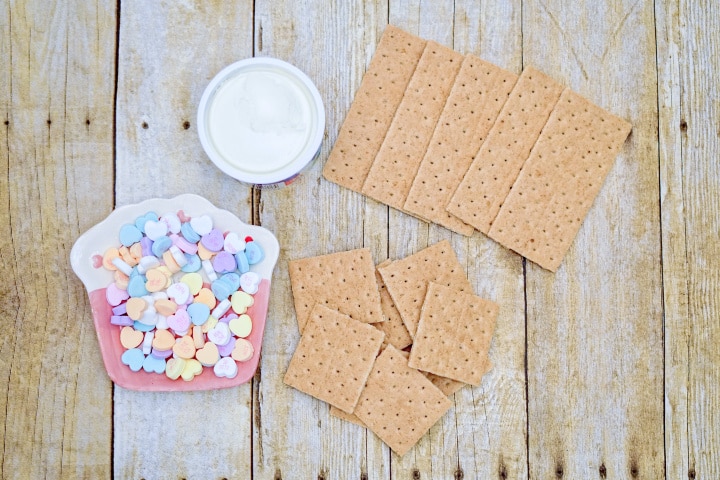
{"left": 212, "top": 251, "right": 237, "bottom": 274}
{"left": 167, "top": 309, "right": 191, "bottom": 333}
{"left": 200, "top": 229, "right": 224, "bottom": 252}
{"left": 217, "top": 336, "right": 236, "bottom": 357}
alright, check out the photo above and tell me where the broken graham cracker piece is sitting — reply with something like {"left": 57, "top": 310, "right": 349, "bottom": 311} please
{"left": 283, "top": 304, "right": 385, "bottom": 414}
{"left": 408, "top": 282, "right": 498, "bottom": 385}
{"left": 378, "top": 240, "right": 472, "bottom": 339}
{"left": 403, "top": 55, "right": 519, "bottom": 236}
{"left": 447, "top": 66, "right": 566, "bottom": 233}
{"left": 372, "top": 260, "right": 413, "bottom": 350}
{"left": 323, "top": 25, "right": 427, "bottom": 193}
{"left": 288, "top": 248, "right": 383, "bottom": 334}
{"left": 362, "top": 41, "right": 464, "bottom": 211}
{"left": 353, "top": 345, "right": 453, "bottom": 456}
{"left": 487, "top": 88, "right": 632, "bottom": 272}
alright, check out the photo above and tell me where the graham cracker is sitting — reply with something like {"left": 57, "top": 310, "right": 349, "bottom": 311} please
{"left": 447, "top": 66, "right": 566, "bottom": 233}
{"left": 404, "top": 55, "right": 519, "bottom": 235}
{"left": 408, "top": 282, "right": 498, "bottom": 385}
{"left": 323, "top": 25, "right": 427, "bottom": 193}
{"left": 353, "top": 345, "right": 452, "bottom": 456}
{"left": 372, "top": 260, "right": 413, "bottom": 350}
{"left": 487, "top": 88, "right": 632, "bottom": 271}
{"left": 283, "top": 304, "right": 384, "bottom": 413}
{"left": 288, "top": 248, "right": 383, "bottom": 334}
{"left": 362, "top": 41, "right": 464, "bottom": 210}
{"left": 377, "top": 240, "right": 472, "bottom": 339}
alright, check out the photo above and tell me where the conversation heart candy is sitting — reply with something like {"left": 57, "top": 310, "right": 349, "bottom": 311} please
{"left": 151, "top": 235, "right": 172, "bottom": 257}
{"left": 190, "top": 215, "right": 213, "bottom": 235}
{"left": 142, "top": 354, "right": 166, "bottom": 374}
{"left": 192, "top": 325, "right": 205, "bottom": 349}
{"left": 145, "top": 268, "right": 168, "bottom": 293}
{"left": 231, "top": 291, "right": 254, "bottom": 314}
{"left": 125, "top": 297, "right": 148, "bottom": 320}
{"left": 111, "top": 315, "right": 133, "bottom": 326}
{"left": 223, "top": 232, "right": 245, "bottom": 254}
{"left": 152, "top": 329, "right": 175, "bottom": 351}
{"left": 173, "top": 335, "right": 196, "bottom": 359}
{"left": 201, "top": 229, "right": 224, "bottom": 252}
{"left": 119, "top": 224, "right": 143, "bottom": 247}
{"left": 240, "top": 271, "right": 260, "bottom": 295}
{"left": 106, "top": 283, "right": 130, "bottom": 306}
{"left": 216, "top": 336, "right": 236, "bottom": 357}
{"left": 194, "top": 288, "right": 216, "bottom": 309}
{"left": 127, "top": 275, "right": 149, "bottom": 298}
{"left": 207, "top": 322, "right": 231, "bottom": 346}
{"left": 197, "top": 242, "right": 215, "bottom": 261}
{"left": 211, "top": 278, "right": 234, "bottom": 301}
{"left": 112, "top": 303, "right": 127, "bottom": 315}
{"left": 137, "top": 255, "right": 161, "bottom": 275}
{"left": 167, "top": 309, "right": 191, "bottom": 333}
{"left": 231, "top": 338, "right": 254, "bottom": 362}
{"left": 140, "top": 237, "right": 153, "bottom": 257}
{"left": 154, "top": 298, "right": 178, "bottom": 316}
{"left": 160, "top": 212, "right": 181, "bottom": 234}
{"left": 120, "top": 326, "right": 144, "bottom": 349}
{"left": 114, "top": 270, "right": 130, "bottom": 289}
{"left": 181, "top": 253, "right": 202, "bottom": 273}
{"left": 243, "top": 237, "right": 264, "bottom": 264}
{"left": 180, "top": 222, "right": 200, "bottom": 243}
{"left": 212, "top": 251, "right": 236, "bottom": 274}
{"left": 144, "top": 220, "right": 168, "bottom": 241}
{"left": 187, "top": 302, "right": 210, "bottom": 326}
{"left": 121, "top": 348, "right": 145, "bottom": 372}
{"left": 180, "top": 273, "right": 203, "bottom": 295}
{"left": 235, "top": 251, "right": 250, "bottom": 274}
{"left": 177, "top": 210, "right": 190, "bottom": 222}
{"left": 142, "top": 331, "right": 154, "bottom": 355}
{"left": 151, "top": 347, "right": 173, "bottom": 359}
{"left": 162, "top": 250, "right": 181, "bottom": 273}
{"left": 213, "top": 357, "right": 238, "bottom": 379}
{"left": 166, "top": 282, "right": 191, "bottom": 305}
{"left": 196, "top": 342, "right": 220, "bottom": 367}
{"left": 212, "top": 299, "right": 231, "bottom": 319}
{"left": 180, "top": 359, "right": 203, "bottom": 381}
{"left": 229, "top": 314, "right": 252, "bottom": 338}
{"left": 202, "top": 259, "right": 218, "bottom": 281}
{"left": 166, "top": 357, "right": 187, "bottom": 380}
{"left": 176, "top": 236, "right": 198, "bottom": 254}
{"left": 134, "top": 320, "right": 155, "bottom": 332}
{"left": 201, "top": 315, "right": 219, "bottom": 334}
{"left": 169, "top": 246, "right": 187, "bottom": 267}
{"left": 134, "top": 212, "right": 159, "bottom": 233}
{"left": 103, "top": 247, "right": 120, "bottom": 270}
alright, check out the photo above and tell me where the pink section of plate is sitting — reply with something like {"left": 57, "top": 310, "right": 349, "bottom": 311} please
{"left": 89, "top": 279, "right": 270, "bottom": 391}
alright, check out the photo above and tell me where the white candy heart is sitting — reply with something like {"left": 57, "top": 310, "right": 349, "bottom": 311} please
{"left": 240, "top": 271, "right": 260, "bottom": 295}
{"left": 213, "top": 357, "right": 238, "bottom": 379}
{"left": 144, "top": 220, "right": 169, "bottom": 241}
{"left": 166, "top": 282, "right": 191, "bottom": 305}
{"left": 190, "top": 215, "right": 213, "bottom": 236}
{"left": 160, "top": 212, "right": 182, "bottom": 234}
{"left": 223, "top": 232, "right": 245, "bottom": 254}
{"left": 208, "top": 322, "right": 231, "bottom": 346}
{"left": 137, "top": 255, "right": 161, "bottom": 274}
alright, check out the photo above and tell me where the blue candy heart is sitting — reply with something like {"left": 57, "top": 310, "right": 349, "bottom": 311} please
{"left": 211, "top": 279, "right": 233, "bottom": 301}
{"left": 187, "top": 303, "right": 210, "bottom": 326}
{"left": 235, "top": 251, "right": 250, "bottom": 274}
{"left": 220, "top": 272, "right": 241, "bottom": 291}
{"left": 134, "top": 211, "right": 159, "bottom": 233}
{"left": 151, "top": 235, "right": 172, "bottom": 257}
{"left": 142, "top": 354, "right": 166, "bottom": 374}
{"left": 133, "top": 321, "right": 154, "bottom": 332}
{"left": 181, "top": 253, "right": 202, "bottom": 273}
{"left": 244, "top": 241, "right": 264, "bottom": 265}
{"left": 121, "top": 348, "right": 145, "bottom": 372}
{"left": 119, "top": 224, "right": 143, "bottom": 247}
{"left": 180, "top": 222, "right": 200, "bottom": 244}
{"left": 127, "top": 275, "right": 149, "bottom": 297}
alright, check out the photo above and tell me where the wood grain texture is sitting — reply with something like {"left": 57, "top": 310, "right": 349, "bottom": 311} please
{"left": 677, "top": 1, "right": 720, "bottom": 478}
{"left": 523, "top": 1, "right": 664, "bottom": 478}
{"left": 0, "top": 1, "right": 116, "bottom": 478}
{"left": 253, "top": 1, "right": 391, "bottom": 479}
{"left": 113, "top": 2, "right": 255, "bottom": 479}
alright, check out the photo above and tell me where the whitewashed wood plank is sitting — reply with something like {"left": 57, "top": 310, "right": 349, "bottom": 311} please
{"left": 678, "top": 1, "right": 720, "bottom": 478}
{"left": 0, "top": 1, "right": 116, "bottom": 478}
{"left": 252, "top": 1, "right": 391, "bottom": 479}
{"left": 113, "top": 2, "right": 254, "bottom": 479}
{"left": 656, "top": 1, "right": 689, "bottom": 479}
{"left": 524, "top": 1, "right": 664, "bottom": 478}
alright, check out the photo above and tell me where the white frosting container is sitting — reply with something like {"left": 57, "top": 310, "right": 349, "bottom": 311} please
{"left": 198, "top": 58, "right": 325, "bottom": 188}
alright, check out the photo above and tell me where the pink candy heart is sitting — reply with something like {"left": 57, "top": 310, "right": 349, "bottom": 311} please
{"left": 201, "top": 229, "right": 224, "bottom": 252}
{"left": 106, "top": 283, "right": 130, "bottom": 306}
{"left": 212, "top": 251, "right": 236, "bottom": 273}
{"left": 167, "top": 310, "right": 191, "bottom": 333}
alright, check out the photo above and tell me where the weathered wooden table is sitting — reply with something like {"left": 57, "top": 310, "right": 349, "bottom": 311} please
{"left": 1, "top": 1, "right": 717, "bottom": 478}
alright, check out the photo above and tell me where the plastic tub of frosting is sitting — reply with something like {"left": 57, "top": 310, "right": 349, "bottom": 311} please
{"left": 197, "top": 57, "right": 325, "bottom": 189}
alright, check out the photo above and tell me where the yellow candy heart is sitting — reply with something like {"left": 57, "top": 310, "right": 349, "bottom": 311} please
{"left": 181, "top": 273, "right": 203, "bottom": 295}
{"left": 195, "top": 342, "right": 219, "bottom": 367}
{"left": 231, "top": 291, "right": 254, "bottom": 314}
{"left": 201, "top": 315, "right": 218, "bottom": 334}
{"left": 120, "top": 326, "right": 144, "bottom": 349}
{"left": 181, "top": 359, "right": 203, "bottom": 381}
{"left": 166, "top": 357, "right": 187, "bottom": 380}
{"left": 229, "top": 314, "right": 253, "bottom": 338}
{"left": 194, "top": 288, "right": 216, "bottom": 309}
{"left": 125, "top": 297, "right": 147, "bottom": 320}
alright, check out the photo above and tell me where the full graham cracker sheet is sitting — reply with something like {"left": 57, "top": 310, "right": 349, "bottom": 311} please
{"left": 323, "top": 25, "right": 632, "bottom": 272}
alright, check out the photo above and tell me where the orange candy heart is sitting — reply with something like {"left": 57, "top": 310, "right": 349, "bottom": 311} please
{"left": 232, "top": 338, "right": 254, "bottom": 362}
{"left": 145, "top": 268, "right": 168, "bottom": 293}
{"left": 129, "top": 242, "right": 143, "bottom": 262}
{"left": 152, "top": 329, "right": 175, "bottom": 351}
{"left": 120, "top": 326, "right": 144, "bottom": 349}
{"left": 194, "top": 288, "right": 217, "bottom": 309}
{"left": 125, "top": 297, "right": 147, "bottom": 320}
{"left": 154, "top": 299, "right": 178, "bottom": 316}
{"left": 195, "top": 342, "right": 219, "bottom": 366}
{"left": 172, "top": 335, "right": 196, "bottom": 359}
